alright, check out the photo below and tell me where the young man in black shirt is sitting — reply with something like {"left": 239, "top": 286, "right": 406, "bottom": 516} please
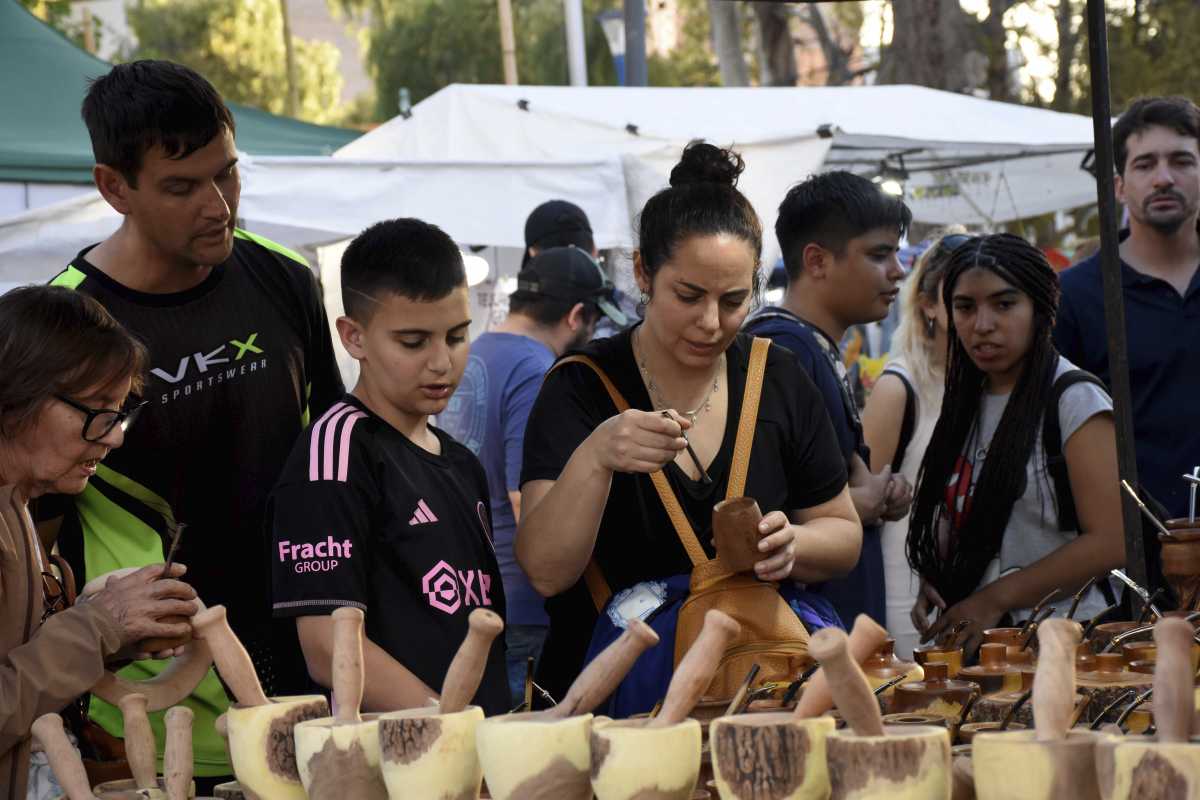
{"left": 45, "top": 61, "right": 343, "bottom": 780}
{"left": 744, "top": 172, "right": 913, "bottom": 627}
{"left": 270, "top": 219, "right": 509, "bottom": 715}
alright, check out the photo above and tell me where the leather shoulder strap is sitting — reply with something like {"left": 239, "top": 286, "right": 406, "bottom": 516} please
{"left": 727, "top": 337, "right": 770, "bottom": 499}
{"left": 548, "top": 355, "right": 708, "bottom": 569}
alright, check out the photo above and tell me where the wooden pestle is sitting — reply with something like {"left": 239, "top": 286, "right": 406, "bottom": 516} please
{"left": 163, "top": 706, "right": 193, "bottom": 800}
{"left": 439, "top": 608, "right": 504, "bottom": 715}
{"left": 1032, "top": 618, "right": 1081, "bottom": 742}
{"left": 549, "top": 619, "right": 659, "bottom": 718}
{"left": 31, "top": 713, "right": 98, "bottom": 800}
{"left": 808, "top": 626, "right": 885, "bottom": 737}
{"left": 651, "top": 610, "right": 741, "bottom": 727}
{"left": 1153, "top": 616, "right": 1195, "bottom": 742}
{"left": 331, "top": 607, "right": 365, "bottom": 723}
{"left": 118, "top": 693, "right": 158, "bottom": 789}
{"left": 191, "top": 605, "right": 269, "bottom": 707}
{"left": 794, "top": 613, "right": 888, "bottom": 719}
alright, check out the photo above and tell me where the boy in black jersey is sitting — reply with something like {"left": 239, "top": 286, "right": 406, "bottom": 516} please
{"left": 269, "top": 219, "right": 509, "bottom": 714}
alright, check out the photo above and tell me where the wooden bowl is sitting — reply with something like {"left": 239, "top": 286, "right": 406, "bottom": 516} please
{"left": 973, "top": 729, "right": 1106, "bottom": 800}
{"left": 377, "top": 706, "right": 484, "bottom": 800}
{"left": 590, "top": 717, "right": 701, "bottom": 800}
{"left": 709, "top": 713, "right": 835, "bottom": 800}
{"left": 475, "top": 711, "right": 594, "bottom": 800}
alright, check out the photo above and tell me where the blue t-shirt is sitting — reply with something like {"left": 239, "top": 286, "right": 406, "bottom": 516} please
{"left": 440, "top": 332, "right": 555, "bottom": 626}
{"left": 743, "top": 307, "right": 886, "bottom": 626}
{"left": 1054, "top": 234, "right": 1200, "bottom": 519}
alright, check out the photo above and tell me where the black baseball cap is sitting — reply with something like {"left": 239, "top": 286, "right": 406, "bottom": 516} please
{"left": 516, "top": 246, "right": 627, "bottom": 326}
{"left": 524, "top": 200, "right": 594, "bottom": 261}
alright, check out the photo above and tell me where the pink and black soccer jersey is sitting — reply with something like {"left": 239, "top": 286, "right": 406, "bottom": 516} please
{"left": 269, "top": 393, "right": 509, "bottom": 714}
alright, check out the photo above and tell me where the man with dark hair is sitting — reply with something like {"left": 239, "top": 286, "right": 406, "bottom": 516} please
{"left": 46, "top": 60, "right": 343, "bottom": 784}
{"left": 270, "top": 218, "right": 509, "bottom": 715}
{"left": 1055, "top": 95, "right": 1200, "bottom": 519}
{"left": 744, "top": 171, "right": 913, "bottom": 627}
{"left": 439, "top": 246, "right": 625, "bottom": 705}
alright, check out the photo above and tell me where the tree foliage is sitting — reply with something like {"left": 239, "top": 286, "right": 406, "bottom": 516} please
{"left": 1086, "top": 0, "right": 1200, "bottom": 113}
{"left": 19, "top": 0, "right": 93, "bottom": 50}
{"left": 124, "top": 0, "right": 344, "bottom": 124}
{"left": 337, "top": 0, "right": 719, "bottom": 119}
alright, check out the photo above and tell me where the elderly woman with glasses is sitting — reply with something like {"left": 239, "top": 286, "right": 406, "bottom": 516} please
{"left": 0, "top": 286, "right": 199, "bottom": 800}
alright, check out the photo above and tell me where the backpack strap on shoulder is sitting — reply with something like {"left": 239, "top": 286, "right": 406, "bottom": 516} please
{"left": 882, "top": 367, "right": 917, "bottom": 473}
{"left": 1042, "top": 369, "right": 1108, "bottom": 534}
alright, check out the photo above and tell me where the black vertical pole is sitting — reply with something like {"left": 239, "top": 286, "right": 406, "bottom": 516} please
{"left": 1085, "top": 0, "right": 1148, "bottom": 589}
{"left": 624, "top": 0, "right": 648, "bottom": 87}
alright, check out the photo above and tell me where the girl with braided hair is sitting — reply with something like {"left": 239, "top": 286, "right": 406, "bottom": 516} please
{"left": 906, "top": 233, "right": 1126, "bottom": 654}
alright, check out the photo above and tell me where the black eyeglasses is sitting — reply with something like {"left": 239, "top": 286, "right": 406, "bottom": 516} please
{"left": 55, "top": 394, "right": 149, "bottom": 443}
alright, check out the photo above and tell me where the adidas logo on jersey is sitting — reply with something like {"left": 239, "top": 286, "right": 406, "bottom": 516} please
{"left": 409, "top": 499, "right": 439, "bottom": 526}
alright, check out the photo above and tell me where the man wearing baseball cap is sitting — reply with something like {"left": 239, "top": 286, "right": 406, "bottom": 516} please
{"left": 523, "top": 200, "right": 597, "bottom": 267}
{"left": 440, "top": 246, "right": 625, "bottom": 705}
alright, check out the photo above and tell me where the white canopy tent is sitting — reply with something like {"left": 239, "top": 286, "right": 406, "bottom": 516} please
{"left": 0, "top": 82, "right": 1098, "bottom": 291}
{"left": 338, "top": 83, "right": 1099, "bottom": 232}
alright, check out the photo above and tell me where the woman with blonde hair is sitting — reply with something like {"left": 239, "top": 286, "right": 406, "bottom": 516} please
{"left": 862, "top": 228, "right": 968, "bottom": 657}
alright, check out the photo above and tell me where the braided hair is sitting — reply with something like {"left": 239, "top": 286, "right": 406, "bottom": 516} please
{"left": 906, "top": 233, "right": 1062, "bottom": 608}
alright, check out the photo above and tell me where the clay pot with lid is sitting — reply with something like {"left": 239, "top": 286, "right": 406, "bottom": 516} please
{"left": 861, "top": 639, "right": 923, "bottom": 701}
{"left": 889, "top": 662, "right": 980, "bottom": 722}
{"left": 982, "top": 628, "right": 1034, "bottom": 662}
{"left": 958, "top": 644, "right": 1024, "bottom": 695}
{"left": 1088, "top": 622, "right": 1140, "bottom": 653}
{"left": 914, "top": 642, "right": 965, "bottom": 679}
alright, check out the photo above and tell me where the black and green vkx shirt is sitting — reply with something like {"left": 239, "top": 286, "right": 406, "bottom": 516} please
{"left": 48, "top": 230, "right": 344, "bottom": 776}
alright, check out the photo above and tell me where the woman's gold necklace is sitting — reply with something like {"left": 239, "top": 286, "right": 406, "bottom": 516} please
{"left": 634, "top": 328, "right": 722, "bottom": 425}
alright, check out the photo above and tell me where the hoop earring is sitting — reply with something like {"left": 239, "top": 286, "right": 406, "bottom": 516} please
{"left": 925, "top": 315, "right": 936, "bottom": 337}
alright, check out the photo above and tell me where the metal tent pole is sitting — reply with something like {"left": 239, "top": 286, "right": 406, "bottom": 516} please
{"left": 624, "top": 0, "right": 647, "bottom": 87}
{"left": 1084, "top": 0, "right": 1148, "bottom": 589}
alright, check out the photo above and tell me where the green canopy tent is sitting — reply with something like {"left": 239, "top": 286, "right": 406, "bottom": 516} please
{"left": 0, "top": 0, "right": 360, "bottom": 185}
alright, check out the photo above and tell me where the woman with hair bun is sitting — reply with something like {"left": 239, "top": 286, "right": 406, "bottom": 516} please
{"left": 906, "top": 233, "right": 1126, "bottom": 655}
{"left": 517, "top": 142, "right": 861, "bottom": 706}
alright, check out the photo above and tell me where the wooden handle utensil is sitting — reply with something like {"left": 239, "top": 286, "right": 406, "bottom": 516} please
{"left": 551, "top": 618, "right": 659, "bottom": 718}
{"left": 1033, "top": 618, "right": 1081, "bottom": 742}
{"left": 652, "top": 610, "right": 740, "bottom": 727}
{"left": 1153, "top": 616, "right": 1195, "bottom": 742}
{"left": 31, "top": 713, "right": 97, "bottom": 800}
{"left": 164, "top": 706, "right": 194, "bottom": 800}
{"left": 794, "top": 613, "right": 888, "bottom": 719}
{"left": 808, "top": 626, "right": 885, "bottom": 737}
{"left": 118, "top": 693, "right": 157, "bottom": 789}
{"left": 331, "top": 607, "right": 365, "bottom": 724}
{"left": 191, "top": 605, "right": 269, "bottom": 707}
{"left": 440, "top": 608, "right": 504, "bottom": 715}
